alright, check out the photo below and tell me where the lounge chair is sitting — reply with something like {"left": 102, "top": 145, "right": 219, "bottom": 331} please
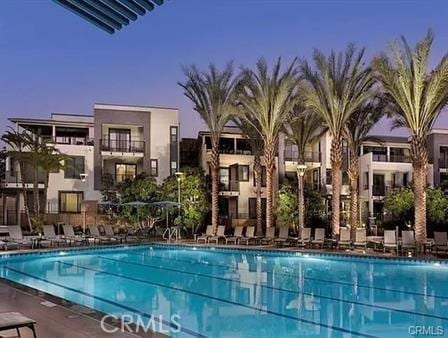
{"left": 208, "top": 225, "right": 226, "bottom": 244}
{"left": 353, "top": 229, "right": 367, "bottom": 249}
{"left": 383, "top": 230, "right": 398, "bottom": 253}
{"left": 89, "top": 225, "right": 115, "bottom": 245}
{"left": 274, "top": 226, "right": 290, "bottom": 246}
{"left": 297, "top": 228, "right": 311, "bottom": 247}
{"left": 195, "top": 225, "right": 215, "bottom": 243}
{"left": 401, "top": 230, "right": 416, "bottom": 253}
{"left": 42, "top": 225, "right": 68, "bottom": 247}
{"left": 434, "top": 232, "right": 448, "bottom": 253}
{"left": 62, "top": 225, "right": 87, "bottom": 246}
{"left": 225, "top": 226, "right": 244, "bottom": 245}
{"left": 7, "top": 226, "right": 34, "bottom": 248}
{"left": 103, "top": 224, "right": 125, "bottom": 243}
{"left": 310, "top": 228, "right": 325, "bottom": 248}
{"left": 0, "top": 239, "right": 19, "bottom": 251}
{"left": 337, "top": 228, "right": 351, "bottom": 249}
{"left": 239, "top": 226, "right": 258, "bottom": 245}
{"left": 259, "top": 227, "right": 276, "bottom": 245}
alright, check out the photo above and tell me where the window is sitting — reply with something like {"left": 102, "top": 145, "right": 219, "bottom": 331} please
{"left": 59, "top": 191, "right": 83, "bottom": 213}
{"left": 238, "top": 165, "right": 249, "bottom": 181}
{"left": 170, "top": 161, "right": 177, "bottom": 176}
{"left": 108, "top": 128, "right": 131, "bottom": 152}
{"left": 219, "top": 167, "right": 230, "bottom": 190}
{"left": 64, "top": 156, "right": 85, "bottom": 179}
{"left": 170, "top": 126, "right": 178, "bottom": 142}
{"left": 170, "top": 126, "right": 178, "bottom": 175}
{"left": 10, "top": 158, "right": 15, "bottom": 177}
{"left": 150, "top": 159, "right": 158, "bottom": 177}
{"left": 253, "top": 166, "right": 266, "bottom": 187}
{"left": 115, "top": 163, "right": 136, "bottom": 182}
{"left": 342, "top": 171, "right": 349, "bottom": 185}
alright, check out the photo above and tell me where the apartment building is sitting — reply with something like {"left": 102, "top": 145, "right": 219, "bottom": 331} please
{"left": 1, "top": 103, "right": 179, "bottom": 225}
{"left": 428, "top": 129, "right": 448, "bottom": 187}
{"left": 198, "top": 126, "right": 279, "bottom": 226}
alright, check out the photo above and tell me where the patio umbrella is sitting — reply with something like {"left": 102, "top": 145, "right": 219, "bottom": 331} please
{"left": 150, "top": 201, "right": 180, "bottom": 228}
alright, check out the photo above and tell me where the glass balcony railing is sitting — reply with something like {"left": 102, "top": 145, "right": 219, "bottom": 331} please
{"left": 100, "top": 138, "right": 145, "bottom": 153}
{"left": 284, "top": 150, "right": 321, "bottom": 162}
{"left": 370, "top": 154, "right": 411, "bottom": 163}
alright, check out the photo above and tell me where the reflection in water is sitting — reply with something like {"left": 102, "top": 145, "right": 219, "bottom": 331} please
{"left": 1, "top": 247, "right": 448, "bottom": 338}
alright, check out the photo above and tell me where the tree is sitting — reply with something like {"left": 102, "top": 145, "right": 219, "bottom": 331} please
{"left": 345, "top": 97, "right": 385, "bottom": 239}
{"left": 160, "top": 167, "right": 209, "bottom": 233}
{"left": 373, "top": 30, "right": 448, "bottom": 246}
{"left": 236, "top": 58, "right": 299, "bottom": 229}
{"left": 300, "top": 44, "right": 375, "bottom": 238}
{"left": 2, "top": 129, "right": 32, "bottom": 230}
{"left": 232, "top": 117, "right": 264, "bottom": 235}
{"left": 284, "top": 104, "right": 325, "bottom": 234}
{"left": 275, "top": 182, "right": 298, "bottom": 229}
{"left": 179, "top": 63, "right": 237, "bottom": 229}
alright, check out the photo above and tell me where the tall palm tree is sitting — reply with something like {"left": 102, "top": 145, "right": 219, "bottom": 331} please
{"left": 283, "top": 104, "right": 325, "bottom": 233}
{"left": 233, "top": 117, "right": 264, "bottom": 235}
{"left": 179, "top": 63, "right": 237, "bottom": 229}
{"left": 345, "top": 97, "right": 385, "bottom": 239}
{"left": 300, "top": 44, "right": 375, "bottom": 238}
{"left": 1, "top": 128, "right": 32, "bottom": 230}
{"left": 373, "top": 31, "right": 448, "bottom": 246}
{"left": 237, "top": 58, "right": 299, "bottom": 229}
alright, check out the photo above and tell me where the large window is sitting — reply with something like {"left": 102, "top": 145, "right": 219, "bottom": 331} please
{"left": 59, "top": 191, "right": 83, "bottom": 213}
{"left": 64, "top": 156, "right": 85, "bottom": 179}
{"left": 115, "top": 163, "right": 136, "bottom": 182}
{"left": 239, "top": 165, "right": 249, "bottom": 181}
{"left": 109, "top": 128, "right": 131, "bottom": 152}
{"left": 150, "top": 159, "right": 158, "bottom": 177}
{"left": 219, "top": 167, "right": 230, "bottom": 190}
{"left": 170, "top": 126, "right": 179, "bottom": 175}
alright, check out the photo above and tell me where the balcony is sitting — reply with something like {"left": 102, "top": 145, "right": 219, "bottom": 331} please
{"left": 371, "top": 154, "right": 411, "bottom": 163}
{"left": 372, "top": 185, "right": 386, "bottom": 196}
{"left": 100, "top": 138, "right": 145, "bottom": 153}
{"left": 284, "top": 150, "right": 321, "bottom": 162}
{"left": 219, "top": 180, "right": 240, "bottom": 196}
{"left": 52, "top": 136, "right": 94, "bottom": 146}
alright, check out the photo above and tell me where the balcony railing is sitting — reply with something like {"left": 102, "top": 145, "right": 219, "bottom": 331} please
{"left": 284, "top": 150, "right": 321, "bottom": 162}
{"left": 371, "top": 154, "right": 411, "bottom": 163}
{"left": 100, "top": 138, "right": 145, "bottom": 153}
{"left": 53, "top": 136, "right": 94, "bottom": 146}
{"left": 219, "top": 180, "right": 240, "bottom": 192}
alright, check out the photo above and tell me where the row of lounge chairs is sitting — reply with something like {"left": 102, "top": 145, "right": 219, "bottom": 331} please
{"left": 0, "top": 224, "right": 140, "bottom": 250}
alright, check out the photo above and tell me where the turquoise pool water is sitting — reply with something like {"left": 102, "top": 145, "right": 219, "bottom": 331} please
{"left": 0, "top": 245, "right": 447, "bottom": 337}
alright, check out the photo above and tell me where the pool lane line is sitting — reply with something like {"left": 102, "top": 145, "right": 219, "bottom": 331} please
{"left": 119, "top": 250, "right": 448, "bottom": 301}
{"left": 93, "top": 255, "right": 448, "bottom": 322}
{"left": 1, "top": 266, "right": 205, "bottom": 338}
{"left": 54, "top": 260, "right": 378, "bottom": 338}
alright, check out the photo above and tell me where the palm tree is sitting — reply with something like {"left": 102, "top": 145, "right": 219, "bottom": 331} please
{"left": 373, "top": 31, "right": 448, "bottom": 247}
{"left": 233, "top": 117, "right": 264, "bottom": 235}
{"left": 284, "top": 105, "right": 325, "bottom": 233}
{"left": 237, "top": 58, "right": 299, "bottom": 229}
{"left": 345, "top": 97, "right": 385, "bottom": 239}
{"left": 179, "top": 63, "right": 237, "bottom": 229}
{"left": 1, "top": 128, "right": 32, "bottom": 230}
{"left": 300, "top": 44, "right": 375, "bottom": 238}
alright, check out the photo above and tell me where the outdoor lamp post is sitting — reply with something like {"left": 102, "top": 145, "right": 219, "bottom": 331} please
{"left": 175, "top": 172, "right": 184, "bottom": 218}
{"left": 296, "top": 164, "right": 307, "bottom": 233}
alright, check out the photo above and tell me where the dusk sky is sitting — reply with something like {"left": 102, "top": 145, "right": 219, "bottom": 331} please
{"left": 1, "top": 0, "right": 448, "bottom": 137}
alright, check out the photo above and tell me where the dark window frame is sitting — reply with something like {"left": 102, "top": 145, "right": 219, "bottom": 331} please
{"left": 64, "top": 156, "right": 85, "bottom": 179}
{"left": 150, "top": 159, "right": 158, "bottom": 177}
{"left": 114, "top": 163, "right": 137, "bottom": 182}
{"left": 238, "top": 165, "right": 249, "bottom": 182}
{"left": 59, "top": 191, "right": 84, "bottom": 213}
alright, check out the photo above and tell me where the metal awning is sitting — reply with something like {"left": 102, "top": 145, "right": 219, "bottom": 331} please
{"left": 53, "top": 0, "right": 166, "bottom": 34}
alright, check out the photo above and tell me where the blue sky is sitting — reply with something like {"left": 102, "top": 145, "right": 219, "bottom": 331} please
{"left": 1, "top": 0, "right": 448, "bottom": 137}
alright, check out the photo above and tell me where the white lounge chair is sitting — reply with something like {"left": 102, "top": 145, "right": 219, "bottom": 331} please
{"left": 89, "top": 225, "right": 116, "bottom": 245}
{"left": 311, "top": 228, "right": 325, "bottom": 248}
{"left": 103, "top": 224, "right": 125, "bottom": 243}
{"left": 208, "top": 225, "right": 226, "bottom": 244}
{"left": 383, "top": 230, "right": 397, "bottom": 253}
{"left": 42, "top": 225, "right": 68, "bottom": 247}
{"left": 274, "top": 226, "right": 290, "bottom": 246}
{"left": 225, "top": 226, "right": 244, "bottom": 244}
{"left": 297, "top": 228, "right": 311, "bottom": 247}
{"left": 259, "top": 227, "right": 276, "bottom": 245}
{"left": 337, "top": 228, "right": 351, "bottom": 249}
{"left": 195, "top": 225, "right": 215, "bottom": 243}
{"left": 62, "top": 225, "right": 87, "bottom": 246}
{"left": 239, "top": 226, "right": 258, "bottom": 245}
{"left": 401, "top": 230, "right": 416, "bottom": 253}
{"left": 353, "top": 229, "right": 367, "bottom": 249}
{"left": 7, "top": 226, "right": 33, "bottom": 248}
{"left": 434, "top": 232, "right": 448, "bottom": 253}
{"left": 0, "top": 239, "right": 19, "bottom": 251}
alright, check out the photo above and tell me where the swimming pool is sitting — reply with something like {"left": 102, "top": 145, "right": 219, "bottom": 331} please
{"left": 0, "top": 245, "right": 447, "bottom": 338}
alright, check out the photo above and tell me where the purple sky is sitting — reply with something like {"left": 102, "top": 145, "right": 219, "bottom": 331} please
{"left": 1, "top": 0, "right": 448, "bottom": 138}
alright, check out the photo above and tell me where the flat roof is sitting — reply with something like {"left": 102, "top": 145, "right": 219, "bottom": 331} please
{"left": 94, "top": 103, "right": 179, "bottom": 111}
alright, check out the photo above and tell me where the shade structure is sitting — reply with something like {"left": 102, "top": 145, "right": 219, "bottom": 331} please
{"left": 97, "top": 200, "right": 121, "bottom": 206}
{"left": 53, "top": 0, "right": 167, "bottom": 34}
{"left": 122, "top": 201, "right": 149, "bottom": 206}
{"left": 150, "top": 201, "right": 179, "bottom": 208}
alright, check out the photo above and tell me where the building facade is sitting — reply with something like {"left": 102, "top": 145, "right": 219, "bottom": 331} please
{"left": 1, "top": 103, "right": 179, "bottom": 225}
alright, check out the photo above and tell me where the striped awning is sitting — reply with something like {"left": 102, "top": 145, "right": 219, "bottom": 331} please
{"left": 53, "top": 0, "right": 166, "bottom": 34}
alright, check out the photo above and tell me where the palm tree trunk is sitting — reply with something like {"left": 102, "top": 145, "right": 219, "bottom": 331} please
{"left": 210, "top": 144, "right": 220, "bottom": 228}
{"left": 411, "top": 136, "right": 428, "bottom": 249}
{"left": 330, "top": 137, "right": 343, "bottom": 238}
{"left": 42, "top": 171, "right": 50, "bottom": 221}
{"left": 298, "top": 173, "right": 305, "bottom": 234}
{"left": 264, "top": 142, "right": 276, "bottom": 230}
{"left": 254, "top": 154, "right": 263, "bottom": 236}
{"left": 348, "top": 155, "right": 359, "bottom": 240}
{"left": 18, "top": 161, "right": 32, "bottom": 232}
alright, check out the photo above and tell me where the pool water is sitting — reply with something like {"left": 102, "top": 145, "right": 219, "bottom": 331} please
{"left": 0, "top": 245, "right": 447, "bottom": 337}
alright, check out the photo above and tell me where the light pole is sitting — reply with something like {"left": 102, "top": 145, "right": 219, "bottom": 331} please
{"left": 175, "top": 172, "right": 184, "bottom": 218}
{"left": 296, "top": 164, "right": 307, "bottom": 234}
